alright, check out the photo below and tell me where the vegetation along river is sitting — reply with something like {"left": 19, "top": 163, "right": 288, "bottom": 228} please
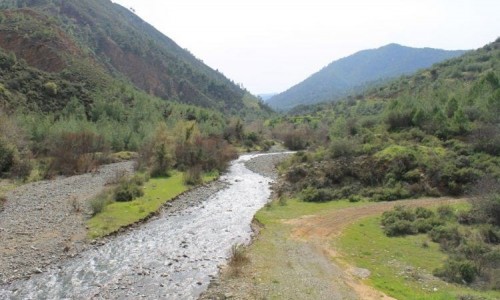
{"left": 0, "top": 153, "right": 289, "bottom": 299}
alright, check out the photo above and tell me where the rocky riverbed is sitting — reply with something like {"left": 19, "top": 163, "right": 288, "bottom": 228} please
{"left": 0, "top": 152, "right": 292, "bottom": 299}
{"left": 0, "top": 161, "right": 135, "bottom": 284}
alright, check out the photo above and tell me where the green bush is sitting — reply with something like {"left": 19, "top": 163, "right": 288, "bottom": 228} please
{"left": 371, "top": 185, "right": 411, "bottom": 201}
{"left": 114, "top": 178, "right": 144, "bottom": 202}
{"left": 0, "top": 138, "right": 16, "bottom": 173}
{"left": 415, "top": 206, "right": 434, "bottom": 219}
{"left": 437, "top": 205, "right": 455, "bottom": 220}
{"left": 478, "top": 224, "right": 500, "bottom": 244}
{"left": 329, "top": 138, "right": 358, "bottom": 158}
{"left": 301, "top": 187, "right": 333, "bottom": 202}
{"left": 384, "top": 220, "right": 417, "bottom": 236}
{"left": 434, "top": 259, "right": 477, "bottom": 284}
{"left": 381, "top": 205, "right": 416, "bottom": 224}
{"left": 457, "top": 240, "right": 490, "bottom": 262}
{"left": 429, "top": 225, "right": 462, "bottom": 249}
{"left": 183, "top": 166, "right": 202, "bottom": 185}
{"left": 90, "top": 192, "right": 111, "bottom": 216}
{"left": 413, "top": 217, "right": 444, "bottom": 233}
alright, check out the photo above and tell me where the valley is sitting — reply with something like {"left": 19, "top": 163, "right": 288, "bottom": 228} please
{"left": 0, "top": 1, "right": 498, "bottom": 299}
{"left": 0, "top": 153, "right": 290, "bottom": 299}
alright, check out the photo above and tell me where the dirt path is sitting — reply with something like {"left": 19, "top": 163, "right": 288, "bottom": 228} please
{"left": 288, "top": 197, "right": 463, "bottom": 240}
{"left": 201, "top": 197, "right": 465, "bottom": 300}
{"left": 287, "top": 197, "right": 465, "bottom": 300}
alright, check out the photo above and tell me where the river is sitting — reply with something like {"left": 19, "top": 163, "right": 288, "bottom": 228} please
{"left": 0, "top": 153, "right": 283, "bottom": 299}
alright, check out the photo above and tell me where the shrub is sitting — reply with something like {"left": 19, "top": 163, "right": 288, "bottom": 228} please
{"left": 329, "top": 138, "right": 358, "bottom": 158}
{"left": 384, "top": 220, "right": 417, "bottom": 236}
{"left": 429, "top": 225, "right": 462, "bottom": 249}
{"left": 437, "top": 205, "right": 455, "bottom": 220}
{"left": 371, "top": 185, "right": 411, "bottom": 201}
{"left": 382, "top": 205, "right": 416, "bottom": 224}
{"left": 413, "top": 218, "right": 444, "bottom": 233}
{"left": 301, "top": 187, "right": 332, "bottom": 202}
{"left": 47, "top": 131, "right": 109, "bottom": 176}
{"left": 469, "top": 178, "right": 500, "bottom": 226}
{"left": 348, "top": 195, "right": 363, "bottom": 203}
{"left": 479, "top": 224, "right": 500, "bottom": 244}
{"left": 434, "top": 259, "right": 477, "bottom": 284}
{"left": 228, "top": 243, "right": 249, "bottom": 277}
{"left": 10, "top": 158, "right": 32, "bottom": 180}
{"left": 0, "top": 138, "right": 16, "bottom": 173}
{"left": 43, "top": 81, "right": 58, "bottom": 96}
{"left": 114, "top": 177, "right": 144, "bottom": 202}
{"left": 458, "top": 240, "right": 490, "bottom": 263}
{"left": 183, "top": 165, "right": 202, "bottom": 185}
{"left": 386, "top": 109, "right": 414, "bottom": 130}
{"left": 90, "top": 192, "right": 111, "bottom": 216}
{"left": 175, "top": 135, "right": 237, "bottom": 173}
{"left": 415, "top": 207, "right": 434, "bottom": 219}
{"left": 469, "top": 124, "right": 500, "bottom": 156}
{"left": 286, "top": 165, "right": 308, "bottom": 183}
{"left": 0, "top": 195, "right": 6, "bottom": 212}
{"left": 281, "top": 128, "right": 310, "bottom": 150}
{"left": 151, "top": 143, "right": 173, "bottom": 177}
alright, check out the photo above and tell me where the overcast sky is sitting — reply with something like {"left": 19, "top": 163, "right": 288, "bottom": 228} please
{"left": 111, "top": 0, "right": 499, "bottom": 95}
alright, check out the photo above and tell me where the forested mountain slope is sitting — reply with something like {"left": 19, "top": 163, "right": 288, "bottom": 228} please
{"left": 268, "top": 44, "right": 466, "bottom": 111}
{"left": 0, "top": 0, "right": 267, "bottom": 113}
{"left": 270, "top": 38, "right": 499, "bottom": 201}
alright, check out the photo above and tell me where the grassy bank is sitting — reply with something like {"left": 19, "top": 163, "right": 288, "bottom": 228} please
{"left": 337, "top": 205, "right": 500, "bottom": 300}
{"left": 205, "top": 197, "right": 499, "bottom": 299}
{"left": 203, "top": 198, "right": 366, "bottom": 299}
{"left": 86, "top": 171, "right": 218, "bottom": 239}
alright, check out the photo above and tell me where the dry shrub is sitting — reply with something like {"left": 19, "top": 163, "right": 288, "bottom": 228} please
{"left": 47, "top": 131, "right": 109, "bottom": 176}
{"left": 0, "top": 195, "right": 6, "bottom": 212}
{"left": 175, "top": 135, "right": 237, "bottom": 172}
{"left": 183, "top": 165, "right": 202, "bottom": 185}
{"left": 468, "top": 177, "right": 500, "bottom": 226}
{"left": 271, "top": 123, "right": 311, "bottom": 150}
{"left": 228, "top": 244, "right": 249, "bottom": 277}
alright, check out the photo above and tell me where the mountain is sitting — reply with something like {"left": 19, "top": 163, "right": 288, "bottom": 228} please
{"left": 258, "top": 93, "right": 277, "bottom": 101}
{"left": 268, "top": 44, "right": 467, "bottom": 111}
{"left": 0, "top": 0, "right": 267, "bottom": 114}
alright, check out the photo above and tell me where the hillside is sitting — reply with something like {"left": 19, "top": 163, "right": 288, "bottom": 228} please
{"left": 0, "top": 0, "right": 267, "bottom": 114}
{"left": 268, "top": 44, "right": 467, "bottom": 111}
{"left": 0, "top": 0, "right": 275, "bottom": 184}
{"left": 269, "top": 37, "right": 499, "bottom": 201}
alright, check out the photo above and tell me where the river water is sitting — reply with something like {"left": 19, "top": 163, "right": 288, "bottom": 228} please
{"left": 0, "top": 153, "right": 278, "bottom": 299}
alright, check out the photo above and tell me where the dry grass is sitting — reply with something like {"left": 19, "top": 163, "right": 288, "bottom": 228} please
{"left": 0, "top": 195, "right": 6, "bottom": 211}
{"left": 228, "top": 244, "right": 249, "bottom": 277}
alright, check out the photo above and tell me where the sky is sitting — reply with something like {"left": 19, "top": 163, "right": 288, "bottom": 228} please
{"left": 111, "top": 0, "right": 500, "bottom": 95}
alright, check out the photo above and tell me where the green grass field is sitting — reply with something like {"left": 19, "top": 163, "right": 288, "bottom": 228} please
{"left": 255, "top": 197, "right": 364, "bottom": 224}
{"left": 337, "top": 212, "right": 500, "bottom": 300}
{"left": 86, "top": 171, "right": 218, "bottom": 239}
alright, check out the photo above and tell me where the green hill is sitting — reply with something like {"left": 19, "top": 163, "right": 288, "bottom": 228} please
{"left": 266, "top": 38, "right": 500, "bottom": 295}
{"left": 270, "top": 38, "right": 499, "bottom": 200}
{"left": 0, "top": 0, "right": 272, "bottom": 181}
{"left": 0, "top": 0, "right": 268, "bottom": 114}
{"left": 268, "top": 44, "right": 467, "bottom": 111}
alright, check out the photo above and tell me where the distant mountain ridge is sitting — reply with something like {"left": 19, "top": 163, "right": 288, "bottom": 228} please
{"left": 0, "top": 0, "right": 265, "bottom": 114}
{"left": 268, "top": 44, "right": 468, "bottom": 111}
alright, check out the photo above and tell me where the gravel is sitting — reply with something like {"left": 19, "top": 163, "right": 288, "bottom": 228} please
{"left": 243, "top": 152, "right": 292, "bottom": 179}
{"left": 0, "top": 161, "right": 134, "bottom": 284}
